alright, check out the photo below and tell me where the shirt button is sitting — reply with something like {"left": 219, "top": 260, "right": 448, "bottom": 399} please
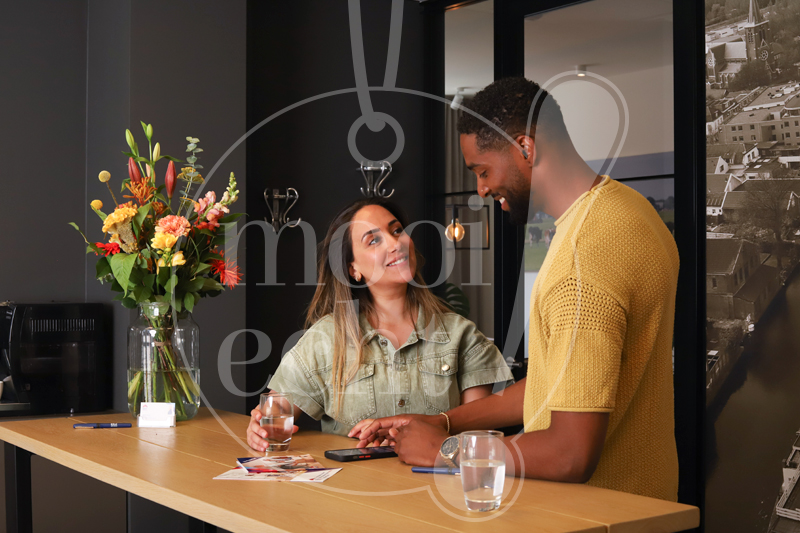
{"left": 379, "top": 339, "right": 388, "bottom": 347}
{"left": 441, "top": 364, "right": 450, "bottom": 372}
{"left": 398, "top": 399, "right": 406, "bottom": 407}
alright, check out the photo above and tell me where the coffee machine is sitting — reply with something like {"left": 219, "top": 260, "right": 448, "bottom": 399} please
{"left": 0, "top": 302, "right": 112, "bottom": 416}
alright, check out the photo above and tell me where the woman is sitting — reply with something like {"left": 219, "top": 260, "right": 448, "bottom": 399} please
{"left": 246, "top": 198, "right": 512, "bottom": 452}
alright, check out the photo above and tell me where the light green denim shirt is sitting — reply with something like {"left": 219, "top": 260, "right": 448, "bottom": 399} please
{"left": 268, "top": 311, "right": 514, "bottom": 436}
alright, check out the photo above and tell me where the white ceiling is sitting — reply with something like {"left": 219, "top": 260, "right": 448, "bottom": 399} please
{"left": 445, "top": 0, "right": 673, "bottom": 95}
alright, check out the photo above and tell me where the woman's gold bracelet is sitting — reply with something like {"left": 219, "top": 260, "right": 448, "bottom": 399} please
{"left": 439, "top": 412, "right": 450, "bottom": 434}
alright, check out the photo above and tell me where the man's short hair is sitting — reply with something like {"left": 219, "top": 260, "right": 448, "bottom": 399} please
{"left": 458, "top": 77, "right": 569, "bottom": 152}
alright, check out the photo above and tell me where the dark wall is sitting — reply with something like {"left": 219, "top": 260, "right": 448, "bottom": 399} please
{"left": 0, "top": 0, "right": 88, "bottom": 301}
{"left": 0, "top": 0, "right": 245, "bottom": 531}
{"left": 245, "top": 0, "right": 429, "bottom": 410}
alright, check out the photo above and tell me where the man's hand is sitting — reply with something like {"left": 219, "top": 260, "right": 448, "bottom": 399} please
{"left": 246, "top": 406, "right": 299, "bottom": 453}
{"left": 349, "top": 413, "right": 447, "bottom": 447}
{"left": 392, "top": 419, "right": 450, "bottom": 467}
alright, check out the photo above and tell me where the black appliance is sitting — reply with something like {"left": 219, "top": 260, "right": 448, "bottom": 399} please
{"left": 0, "top": 302, "right": 111, "bottom": 416}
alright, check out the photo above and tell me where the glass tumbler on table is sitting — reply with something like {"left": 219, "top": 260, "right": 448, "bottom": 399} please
{"left": 459, "top": 430, "right": 506, "bottom": 511}
{"left": 259, "top": 392, "right": 294, "bottom": 452}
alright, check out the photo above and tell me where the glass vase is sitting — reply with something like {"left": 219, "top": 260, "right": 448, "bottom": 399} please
{"left": 127, "top": 302, "right": 200, "bottom": 421}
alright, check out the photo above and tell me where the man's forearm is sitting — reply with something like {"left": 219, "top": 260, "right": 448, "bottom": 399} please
{"left": 447, "top": 377, "right": 526, "bottom": 433}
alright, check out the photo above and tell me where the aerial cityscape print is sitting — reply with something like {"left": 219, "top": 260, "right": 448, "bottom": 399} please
{"left": 705, "top": 0, "right": 800, "bottom": 531}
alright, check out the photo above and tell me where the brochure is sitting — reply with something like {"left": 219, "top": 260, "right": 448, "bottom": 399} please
{"left": 213, "top": 454, "right": 341, "bottom": 482}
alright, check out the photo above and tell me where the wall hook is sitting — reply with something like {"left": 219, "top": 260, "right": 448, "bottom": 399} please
{"left": 359, "top": 160, "right": 394, "bottom": 198}
{"left": 263, "top": 188, "right": 301, "bottom": 232}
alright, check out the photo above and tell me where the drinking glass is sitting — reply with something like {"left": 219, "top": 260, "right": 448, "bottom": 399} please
{"left": 259, "top": 392, "right": 294, "bottom": 452}
{"left": 459, "top": 430, "right": 506, "bottom": 511}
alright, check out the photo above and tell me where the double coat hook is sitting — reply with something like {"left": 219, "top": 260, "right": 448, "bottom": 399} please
{"left": 263, "top": 188, "right": 301, "bottom": 232}
{"left": 359, "top": 161, "right": 394, "bottom": 198}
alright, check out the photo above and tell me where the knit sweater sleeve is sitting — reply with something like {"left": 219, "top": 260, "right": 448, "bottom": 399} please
{"left": 540, "top": 276, "right": 627, "bottom": 412}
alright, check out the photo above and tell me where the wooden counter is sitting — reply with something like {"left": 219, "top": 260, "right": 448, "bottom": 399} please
{"left": 0, "top": 408, "right": 699, "bottom": 533}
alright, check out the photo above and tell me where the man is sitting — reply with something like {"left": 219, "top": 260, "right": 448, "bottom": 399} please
{"left": 351, "top": 77, "right": 679, "bottom": 501}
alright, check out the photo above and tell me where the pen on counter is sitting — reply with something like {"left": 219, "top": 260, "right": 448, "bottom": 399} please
{"left": 73, "top": 423, "right": 132, "bottom": 429}
{"left": 411, "top": 466, "right": 460, "bottom": 475}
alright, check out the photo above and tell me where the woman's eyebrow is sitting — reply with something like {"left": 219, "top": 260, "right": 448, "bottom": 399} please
{"left": 361, "top": 228, "right": 380, "bottom": 242}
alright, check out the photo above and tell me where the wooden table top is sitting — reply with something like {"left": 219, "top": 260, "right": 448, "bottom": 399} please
{"left": 0, "top": 408, "right": 699, "bottom": 533}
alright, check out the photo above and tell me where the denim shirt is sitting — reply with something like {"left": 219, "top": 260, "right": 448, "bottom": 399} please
{"left": 268, "top": 311, "right": 514, "bottom": 436}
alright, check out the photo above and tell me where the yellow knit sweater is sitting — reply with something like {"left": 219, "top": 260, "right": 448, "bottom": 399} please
{"left": 523, "top": 176, "right": 679, "bottom": 501}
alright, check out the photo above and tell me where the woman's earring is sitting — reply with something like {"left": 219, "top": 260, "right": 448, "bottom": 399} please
{"left": 354, "top": 272, "right": 362, "bottom": 282}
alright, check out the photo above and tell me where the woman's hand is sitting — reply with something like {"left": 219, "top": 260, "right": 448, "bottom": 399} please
{"left": 349, "top": 414, "right": 446, "bottom": 447}
{"left": 247, "top": 406, "right": 299, "bottom": 453}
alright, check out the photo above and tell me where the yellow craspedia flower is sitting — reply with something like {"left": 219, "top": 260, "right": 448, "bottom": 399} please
{"left": 91, "top": 200, "right": 103, "bottom": 210}
{"left": 151, "top": 232, "right": 178, "bottom": 250}
{"left": 98, "top": 170, "right": 111, "bottom": 182}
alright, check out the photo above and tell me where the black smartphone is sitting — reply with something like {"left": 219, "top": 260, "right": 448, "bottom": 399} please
{"left": 324, "top": 446, "right": 398, "bottom": 462}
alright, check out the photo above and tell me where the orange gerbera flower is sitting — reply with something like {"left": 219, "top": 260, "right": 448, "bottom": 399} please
{"left": 210, "top": 254, "right": 241, "bottom": 289}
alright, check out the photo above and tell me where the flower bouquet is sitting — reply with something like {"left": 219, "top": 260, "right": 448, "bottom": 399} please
{"left": 70, "top": 123, "right": 243, "bottom": 420}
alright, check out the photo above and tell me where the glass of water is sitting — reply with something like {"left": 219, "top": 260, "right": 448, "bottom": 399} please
{"left": 459, "top": 430, "right": 506, "bottom": 511}
{"left": 259, "top": 392, "right": 294, "bottom": 452}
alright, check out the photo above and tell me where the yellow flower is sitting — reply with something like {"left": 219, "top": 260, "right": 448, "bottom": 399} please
{"left": 91, "top": 200, "right": 103, "bottom": 210}
{"left": 151, "top": 232, "right": 177, "bottom": 250}
{"left": 157, "top": 251, "right": 186, "bottom": 269}
{"left": 102, "top": 204, "right": 139, "bottom": 253}
{"left": 98, "top": 170, "right": 111, "bottom": 183}
{"left": 171, "top": 251, "right": 186, "bottom": 266}
{"left": 102, "top": 205, "right": 138, "bottom": 234}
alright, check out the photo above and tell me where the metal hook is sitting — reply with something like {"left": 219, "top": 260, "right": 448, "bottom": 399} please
{"left": 263, "top": 188, "right": 302, "bottom": 232}
{"left": 359, "top": 160, "right": 395, "bottom": 198}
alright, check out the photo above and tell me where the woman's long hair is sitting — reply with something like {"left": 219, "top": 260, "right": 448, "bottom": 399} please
{"left": 306, "top": 198, "right": 449, "bottom": 415}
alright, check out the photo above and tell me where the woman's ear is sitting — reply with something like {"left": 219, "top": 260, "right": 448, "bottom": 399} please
{"left": 349, "top": 263, "right": 360, "bottom": 282}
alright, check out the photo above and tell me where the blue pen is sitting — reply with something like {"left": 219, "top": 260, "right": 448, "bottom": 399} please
{"left": 411, "top": 466, "right": 460, "bottom": 475}
{"left": 73, "top": 423, "right": 132, "bottom": 429}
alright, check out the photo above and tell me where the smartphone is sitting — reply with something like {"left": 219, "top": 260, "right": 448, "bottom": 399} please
{"left": 324, "top": 446, "right": 398, "bottom": 462}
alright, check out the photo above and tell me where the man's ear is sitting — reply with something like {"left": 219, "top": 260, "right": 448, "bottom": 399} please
{"left": 515, "top": 134, "right": 535, "bottom": 166}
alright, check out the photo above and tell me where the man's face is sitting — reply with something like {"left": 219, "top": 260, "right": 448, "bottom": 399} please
{"left": 460, "top": 133, "right": 533, "bottom": 225}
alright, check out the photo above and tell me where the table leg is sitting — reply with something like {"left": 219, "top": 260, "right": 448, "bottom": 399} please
{"left": 4, "top": 442, "right": 33, "bottom": 533}
{"left": 188, "top": 516, "right": 218, "bottom": 533}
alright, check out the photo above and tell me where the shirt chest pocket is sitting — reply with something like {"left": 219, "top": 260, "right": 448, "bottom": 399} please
{"left": 418, "top": 352, "right": 460, "bottom": 413}
{"left": 331, "top": 363, "right": 377, "bottom": 426}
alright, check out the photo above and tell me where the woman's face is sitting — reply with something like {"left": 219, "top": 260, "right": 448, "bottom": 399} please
{"left": 348, "top": 205, "right": 416, "bottom": 289}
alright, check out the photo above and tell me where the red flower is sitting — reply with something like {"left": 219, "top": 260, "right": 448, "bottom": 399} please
{"left": 94, "top": 242, "right": 122, "bottom": 256}
{"left": 165, "top": 161, "right": 177, "bottom": 199}
{"left": 128, "top": 157, "right": 142, "bottom": 184}
{"left": 210, "top": 255, "right": 241, "bottom": 289}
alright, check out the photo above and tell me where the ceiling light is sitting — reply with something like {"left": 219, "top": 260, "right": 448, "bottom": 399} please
{"left": 576, "top": 65, "right": 587, "bottom": 77}
{"left": 445, "top": 218, "right": 465, "bottom": 242}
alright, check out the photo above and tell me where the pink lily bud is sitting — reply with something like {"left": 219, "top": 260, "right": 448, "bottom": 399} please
{"left": 165, "top": 161, "right": 177, "bottom": 199}
{"left": 128, "top": 157, "right": 142, "bottom": 184}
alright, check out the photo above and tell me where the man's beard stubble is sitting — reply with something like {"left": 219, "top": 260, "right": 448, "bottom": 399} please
{"left": 504, "top": 166, "right": 533, "bottom": 226}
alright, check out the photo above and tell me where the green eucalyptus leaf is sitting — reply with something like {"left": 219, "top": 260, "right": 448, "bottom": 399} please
{"left": 186, "top": 143, "right": 197, "bottom": 151}
{"left": 186, "top": 156, "right": 197, "bottom": 164}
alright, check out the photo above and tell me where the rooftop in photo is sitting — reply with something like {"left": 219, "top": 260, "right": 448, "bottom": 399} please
{"left": 727, "top": 108, "right": 775, "bottom": 125}
{"left": 707, "top": 238, "right": 746, "bottom": 275}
